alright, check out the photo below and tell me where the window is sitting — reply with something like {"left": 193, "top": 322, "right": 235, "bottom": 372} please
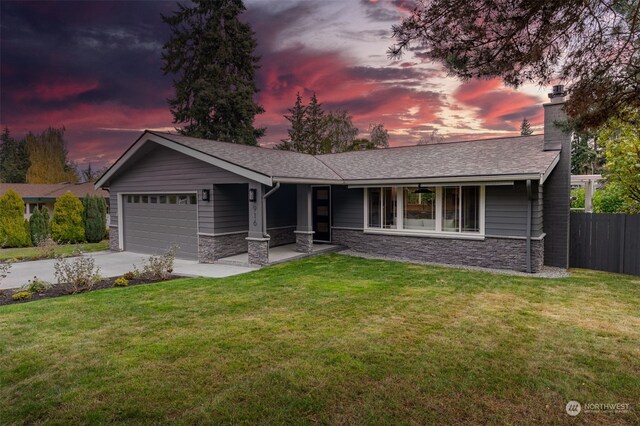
{"left": 149, "top": 196, "right": 158, "bottom": 204}
{"left": 366, "top": 185, "right": 483, "bottom": 235}
{"left": 141, "top": 195, "right": 148, "bottom": 203}
{"left": 159, "top": 195, "right": 167, "bottom": 204}
{"left": 177, "top": 195, "right": 188, "bottom": 205}
{"left": 189, "top": 195, "right": 197, "bottom": 205}
{"left": 404, "top": 187, "right": 435, "bottom": 231}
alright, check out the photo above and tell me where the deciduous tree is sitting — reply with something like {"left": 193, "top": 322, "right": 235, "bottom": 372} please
{"left": 162, "top": 0, "right": 265, "bottom": 145}
{"left": 390, "top": 0, "right": 640, "bottom": 130}
{"left": 25, "top": 127, "right": 78, "bottom": 184}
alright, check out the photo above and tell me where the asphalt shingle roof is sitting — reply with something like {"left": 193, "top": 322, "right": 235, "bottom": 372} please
{"left": 0, "top": 182, "right": 108, "bottom": 199}
{"left": 316, "top": 135, "right": 559, "bottom": 181}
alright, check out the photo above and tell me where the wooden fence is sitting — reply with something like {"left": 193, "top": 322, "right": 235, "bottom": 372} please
{"left": 570, "top": 212, "right": 640, "bottom": 275}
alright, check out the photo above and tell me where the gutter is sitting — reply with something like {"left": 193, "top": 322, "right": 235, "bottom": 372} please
{"left": 526, "top": 179, "right": 533, "bottom": 273}
{"left": 261, "top": 182, "right": 281, "bottom": 238}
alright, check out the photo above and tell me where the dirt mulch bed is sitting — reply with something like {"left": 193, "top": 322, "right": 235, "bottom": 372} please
{"left": 0, "top": 275, "right": 180, "bottom": 306}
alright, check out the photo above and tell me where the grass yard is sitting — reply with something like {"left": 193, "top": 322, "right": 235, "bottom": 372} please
{"left": 1, "top": 254, "right": 638, "bottom": 424}
{"left": 0, "top": 240, "right": 109, "bottom": 261}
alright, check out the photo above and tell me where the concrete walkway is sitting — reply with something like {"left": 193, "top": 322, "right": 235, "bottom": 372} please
{"left": 1, "top": 251, "right": 257, "bottom": 290}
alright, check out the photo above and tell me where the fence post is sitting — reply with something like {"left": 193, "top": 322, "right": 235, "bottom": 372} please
{"left": 619, "top": 214, "right": 626, "bottom": 274}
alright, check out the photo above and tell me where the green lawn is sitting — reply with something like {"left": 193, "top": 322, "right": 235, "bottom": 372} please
{"left": 1, "top": 254, "right": 638, "bottom": 424}
{"left": 0, "top": 241, "right": 109, "bottom": 261}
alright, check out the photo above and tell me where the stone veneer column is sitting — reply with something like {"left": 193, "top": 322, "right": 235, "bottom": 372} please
{"left": 247, "top": 237, "right": 270, "bottom": 266}
{"left": 294, "top": 231, "right": 314, "bottom": 253}
{"left": 109, "top": 226, "right": 120, "bottom": 251}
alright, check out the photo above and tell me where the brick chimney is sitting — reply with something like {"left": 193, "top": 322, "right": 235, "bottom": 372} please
{"left": 542, "top": 85, "right": 571, "bottom": 269}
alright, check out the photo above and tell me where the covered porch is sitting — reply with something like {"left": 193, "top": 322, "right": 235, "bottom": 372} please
{"left": 203, "top": 182, "right": 334, "bottom": 267}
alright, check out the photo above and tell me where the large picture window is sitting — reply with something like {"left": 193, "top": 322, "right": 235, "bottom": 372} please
{"left": 366, "top": 185, "right": 484, "bottom": 235}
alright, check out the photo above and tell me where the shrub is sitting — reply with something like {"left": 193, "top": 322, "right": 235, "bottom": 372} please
{"left": 54, "top": 253, "right": 101, "bottom": 293}
{"left": 0, "top": 189, "right": 31, "bottom": 247}
{"left": 0, "top": 261, "right": 11, "bottom": 284}
{"left": 52, "top": 192, "right": 85, "bottom": 243}
{"left": 23, "top": 219, "right": 32, "bottom": 247}
{"left": 22, "top": 277, "right": 51, "bottom": 293}
{"left": 29, "top": 206, "right": 48, "bottom": 244}
{"left": 593, "top": 183, "right": 625, "bottom": 213}
{"left": 122, "top": 271, "right": 136, "bottom": 280}
{"left": 114, "top": 277, "right": 129, "bottom": 287}
{"left": 133, "top": 245, "right": 177, "bottom": 280}
{"left": 36, "top": 237, "right": 59, "bottom": 259}
{"left": 12, "top": 291, "right": 32, "bottom": 301}
{"left": 41, "top": 207, "right": 51, "bottom": 236}
{"left": 83, "top": 195, "right": 106, "bottom": 243}
{"left": 570, "top": 187, "right": 585, "bottom": 209}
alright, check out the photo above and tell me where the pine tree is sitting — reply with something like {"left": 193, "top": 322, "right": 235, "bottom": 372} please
{"left": 520, "top": 118, "right": 533, "bottom": 136}
{"left": 162, "top": 0, "right": 265, "bottom": 145}
{"left": 275, "top": 93, "right": 306, "bottom": 151}
{"left": 41, "top": 206, "right": 51, "bottom": 238}
{"left": 0, "top": 128, "right": 30, "bottom": 183}
{"left": 304, "top": 93, "right": 327, "bottom": 155}
{"left": 29, "top": 206, "right": 48, "bottom": 245}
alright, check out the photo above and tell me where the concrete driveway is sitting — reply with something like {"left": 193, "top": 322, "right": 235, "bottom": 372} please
{"left": 1, "top": 251, "right": 257, "bottom": 290}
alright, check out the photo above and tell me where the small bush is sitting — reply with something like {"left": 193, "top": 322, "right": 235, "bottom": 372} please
{"left": 83, "top": 195, "right": 106, "bottom": 243}
{"left": 52, "top": 192, "right": 85, "bottom": 243}
{"left": 36, "top": 238, "right": 59, "bottom": 259}
{"left": 29, "top": 206, "right": 49, "bottom": 244}
{"left": 593, "top": 183, "right": 625, "bottom": 213}
{"left": 114, "top": 277, "right": 129, "bottom": 287}
{"left": 122, "top": 271, "right": 136, "bottom": 280}
{"left": 54, "top": 252, "right": 101, "bottom": 293}
{"left": 22, "top": 276, "right": 51, "bottom": 293}
{"left": 133, "top": 245, "right": 177, "bottom": 280}
{"left": 12, "top": 291, "right": 32, "bottom": 301}
{"left": 0, "top": 262, "right": 11, "bottom": 283}
{"left": 570, "top": 187, "right": 585, "bottom": 209}
{"left": 0, "top": 189, "right": 31, "bottom": 247}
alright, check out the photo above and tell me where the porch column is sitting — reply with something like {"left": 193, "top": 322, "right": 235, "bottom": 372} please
{"left": 294, "top": 184, "right": 314, "bottom": 253}
{"left": 246, "top": 182, "right": 270, "bottom": 266}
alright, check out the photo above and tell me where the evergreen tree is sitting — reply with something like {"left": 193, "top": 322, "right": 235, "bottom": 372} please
{"left": 0, "top": 189, "right": 31, "bottom": 247}
{"left": 25, "top": 127, "right": 78, "bottom": 184}
{"left": 29, "top": 207, "right": 48, "bottom": 245}
{"left": 51, "top": 192, "right": 85, "bottom": 243}
{"left": 520, "top": 118, "right": 533, "bottom": 136}
{"left": 162, "top": 0, "right": 265, "bottom": 145}
{"left": 275, "top": 93, "right": 306, "bottom": 152}
{"left": 41, "top": 207, "right": 51, "bottom": 238}
{"left": 83, "top": 195, "right": 106, "bottom": 243}
{"left": 304, "top": 93, "right": 327, "bottom": 155}
{"left": 0, "top": 128, "right": 30, "bottom": 183}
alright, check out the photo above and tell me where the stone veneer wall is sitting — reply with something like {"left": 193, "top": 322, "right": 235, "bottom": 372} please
{"left": 198, "top": 233, "right": 248, "bottom": 263}
{"left": 109, "top": 225, "right": 120, "bottom": 251}
{"left": 198, "top": 227, "right": 296, "bottom": 263}
{"left": 332, "top": 229, "right": 544, "bottom": 273}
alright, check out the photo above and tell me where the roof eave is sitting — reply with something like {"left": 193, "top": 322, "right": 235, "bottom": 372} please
{"left": 342, "top": 174, "right": 543, "bottom": 186}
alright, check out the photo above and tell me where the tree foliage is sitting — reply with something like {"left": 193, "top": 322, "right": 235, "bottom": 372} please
{"left": 162, "top": 0, "right": 265, "bottom": 145}
{"left": 418, "top": 128, "right": 444, "bottom": 145}
{"left": 29, "top": 207, "right": 49, "bottom": 245}
{"left": 389, "top": 0, "right": 640, "bottom": 130}
{"left": 519, "top": 118, "right": 533, "bottom": 136}
{"left": 599, "top": 110, "right": 640, "bottom": 212}
{"left": 593, "top": 182, "right": 627, "bottom": 213}
{"left": 51, "top": 192, "right": 85, "bottom": 243}
{"left": 83, "top": 195, "right": 106, "bottom": 243}
{"left": 25, "top": 127, "right": 78, "bottom": 184}
{"left": 0, "top": 128, "right": 30, "bottom": 183}
{"left": 369, "top": 123, "right": 390, "bottom": 149}
{"left": 0, "top": 189, "right": 31, "bottom": 248}
{"left": 323, "top": 110, "right": 359, "bottom": 153}
{"left": 276, "top": 93, "right": 307, "bottom": 152}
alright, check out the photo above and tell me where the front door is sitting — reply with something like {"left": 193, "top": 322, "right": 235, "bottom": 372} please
{"left": 312, "top": 186, "right": 331, "bottom": 242}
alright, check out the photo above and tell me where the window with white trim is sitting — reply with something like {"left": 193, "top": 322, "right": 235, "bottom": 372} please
{"left": 365, "top": 185, "right": 484, "bottom": 235}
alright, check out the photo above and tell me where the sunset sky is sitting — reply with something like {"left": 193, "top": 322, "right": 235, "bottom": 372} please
{"left": 1, "top": 0, "right": 551, "bottom": 169}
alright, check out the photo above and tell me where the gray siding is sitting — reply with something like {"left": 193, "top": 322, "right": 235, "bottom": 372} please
{"left": 485, "top": 181, "right": 543, "bottom": 238}
{"left": 267, "top": 184, "right": 297, "bottom": 228}
{"left": 108, "top": 144, "right": 249, "bottom": 234}
{"left": 213, "top": 184, "right": 248, "bottom": 234}
{"left": 332, "top": 186, "right": 364, "bottom": 229}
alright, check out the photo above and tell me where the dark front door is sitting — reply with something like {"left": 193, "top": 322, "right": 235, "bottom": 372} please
{"left": 312, "top": 186, "right": 331, "bottom": 242}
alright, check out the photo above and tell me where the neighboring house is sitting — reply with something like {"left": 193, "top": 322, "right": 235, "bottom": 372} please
{"left": 96, "top": 88, "right": 571, "bottom": 273}
{"left": 0, "top": 182, "right": 110, "bottom": 222}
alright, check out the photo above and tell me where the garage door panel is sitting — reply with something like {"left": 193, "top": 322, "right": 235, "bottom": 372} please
{"left": 123, "top": 194, "right": 198, "bottom": 260}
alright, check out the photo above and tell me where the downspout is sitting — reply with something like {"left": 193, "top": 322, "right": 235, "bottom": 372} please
{"left": 526, "top": 179, "right": 532, "bottom": 273}
{"left": 262, "top": 182, "right": 281, "bottom": 238}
